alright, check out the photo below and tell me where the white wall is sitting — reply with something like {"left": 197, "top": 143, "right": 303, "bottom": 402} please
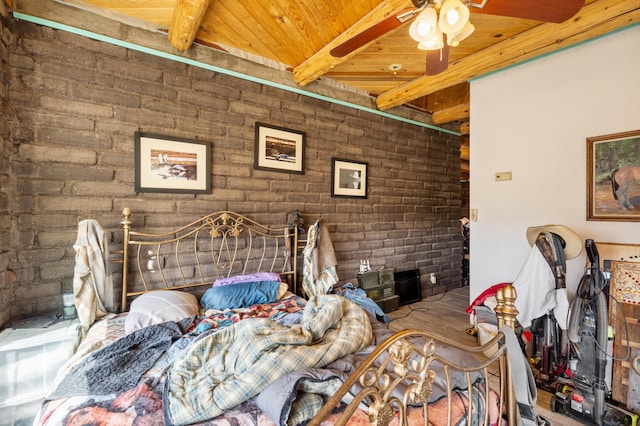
{"left": 469, "top": 25, "right": 640, "bottom": 302}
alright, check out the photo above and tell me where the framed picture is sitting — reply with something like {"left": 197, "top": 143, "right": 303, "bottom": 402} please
{"left": 587, "top": 129, "right": 640, "bottom": 221}
{"left": 331, "top": 158, "right": 368, "bottom": 198}
{"left": 134, "top": 132, "right": 211, "bottom": 194}
{"left": 254, "top": 122, "right": 305, "bottom": 174}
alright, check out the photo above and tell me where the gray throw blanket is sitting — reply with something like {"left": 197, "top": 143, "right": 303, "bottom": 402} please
{"left": 48, "top": 317, "right": 193, "bottom": 399}
{"left": 255, "top": 368, "right": 349, "bottom": 426}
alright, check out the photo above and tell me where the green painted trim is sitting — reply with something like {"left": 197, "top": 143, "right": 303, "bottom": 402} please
{"left": 13, "top": 12, "right": 460, "bottom": 136}
{"left": 469, "top": 22, "right": 640, "bottom": 83}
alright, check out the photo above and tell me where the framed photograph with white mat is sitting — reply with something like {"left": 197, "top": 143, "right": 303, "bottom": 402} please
{"left": 254, "top": 122, "right": 305, "bottom": 174}
{"left": 134, "top": 132, "right": 211, "bottom": 194}
{"left": 331, "top": 158, "right": 368, "bottom": 198}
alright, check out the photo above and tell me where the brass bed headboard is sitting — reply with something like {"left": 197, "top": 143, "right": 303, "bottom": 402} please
{"left": 117, "top": 207, "right": 298, "bottom": 311}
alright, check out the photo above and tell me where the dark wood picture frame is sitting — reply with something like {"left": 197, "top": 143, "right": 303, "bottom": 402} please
{"left": 587, "top": 129, "right": 640, "bottom": 221}
{"left": 331, "top": 158, "right": 368, "bottom": 198}
{"left": 254, "top": 122, "right": 305, "bottom": 174}
{"left": 134, "top": 132, "right": 211, "bottom": 194}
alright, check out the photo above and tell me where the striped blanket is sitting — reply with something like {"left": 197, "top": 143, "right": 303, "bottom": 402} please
{"left": 164, "top": 294, "right": 372, "bottom": 425}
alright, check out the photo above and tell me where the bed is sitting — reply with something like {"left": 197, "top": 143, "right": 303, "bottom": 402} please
{"left": 35, "top": 208, "right": 525, "bottom": 426}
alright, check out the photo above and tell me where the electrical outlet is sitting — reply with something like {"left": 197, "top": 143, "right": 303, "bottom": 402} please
{"left": 430, "top": 273, "right": 437, "bottom": 285}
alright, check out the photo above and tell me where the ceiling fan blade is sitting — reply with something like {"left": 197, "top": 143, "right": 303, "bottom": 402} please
{"left": 468, "top": 0, "right": 585, "bottom": 23}
{"left": 330, "top": 7, "right": 417, "bottom": 58}
{"left": 425, "top": 42, "right": 449, "bottom": 76}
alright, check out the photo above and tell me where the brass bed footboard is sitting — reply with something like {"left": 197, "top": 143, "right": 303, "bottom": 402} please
{"left": 310, "top": 285, "right": 519, "bottom": 426}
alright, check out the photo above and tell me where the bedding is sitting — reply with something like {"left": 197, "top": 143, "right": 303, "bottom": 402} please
{"left": 165, "top": 294, "right": 372, "bottom": 425}
{"left": 125, "top": 290, "right": 199, "bottom": 334}
{"left": 200, "top": 280, "right": 284, "bottom": 310}
{"left": 37, "top": 295, "right": 504, "bottom": 426}
{"left": 49, "top": 316, "right": 194, "bottom": 399}
{"left": 213, "top": 272, "right": 281, "bottom": 287}
{"left": 37, "top": 293, "right": 310, "bottom": 426}
{"left": 38, "top": 209, "right": 522, "bottom": 426}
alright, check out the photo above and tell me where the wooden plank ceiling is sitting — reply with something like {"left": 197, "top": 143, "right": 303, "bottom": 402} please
{"left": 6, "top": 0, "right": 640, "bottom": 180}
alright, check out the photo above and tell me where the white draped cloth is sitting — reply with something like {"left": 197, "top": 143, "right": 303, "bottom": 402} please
{"left": 302, "top": 220, "right": 338, "bottom": 297}
{"left": 512, "top": 244, "right": 570, "bottom": 330}
{"left": 73, "top": 219, "right": 114, "bottom": 332}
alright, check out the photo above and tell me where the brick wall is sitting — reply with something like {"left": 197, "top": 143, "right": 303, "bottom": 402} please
{"left": 0, "top": 9, "right": 13, "bottom": 326}
{"left": 1, "top": 17, "right": 462, "bottom": 325}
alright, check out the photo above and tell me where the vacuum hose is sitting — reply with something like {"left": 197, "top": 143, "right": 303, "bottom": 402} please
{"left": 593, "top": 289, "right": 608, "bottom": 425}
{"left": 567, "top": 280, "right": 585, "bottom": 346}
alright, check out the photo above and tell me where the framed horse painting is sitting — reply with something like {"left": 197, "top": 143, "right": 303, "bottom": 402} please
{"left": 587, "top": 129, "right": 640, "bottom": 221}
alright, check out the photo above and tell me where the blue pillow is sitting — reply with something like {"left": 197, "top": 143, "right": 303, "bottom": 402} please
{"left": 201, "top": 280, "right": 281, "bottom": 310}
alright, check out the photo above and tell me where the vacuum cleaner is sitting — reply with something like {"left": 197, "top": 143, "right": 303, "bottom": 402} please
{"left": 550, "top": 239, "right": 638, "bottom": 426}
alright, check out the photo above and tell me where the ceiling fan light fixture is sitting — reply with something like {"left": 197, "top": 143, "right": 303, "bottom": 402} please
{"left": 409, "top": 6, "right": 438, "bottom": 43}
{"left": 417, "top": 29, "right": 444, "bottom": 50}
{"left": 438, "top": 0, "right": 470, "bottom": 35}
{"left": 447, "top": 22, "right": 475, "bottom": 46}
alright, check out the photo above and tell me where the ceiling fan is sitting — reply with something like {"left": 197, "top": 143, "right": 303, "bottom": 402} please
{"left": 330, "top": 0, "right": 585, "bottom": 76}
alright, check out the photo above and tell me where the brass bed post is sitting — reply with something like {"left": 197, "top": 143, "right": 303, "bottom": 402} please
{"left": 292, "top": 226, "right": 298, "bottom": 294}
{"left": 495, "top": 284, "right": 519, "bottom": 426}
{"left": 284, "top": 224, "right": 299, "bottom": 295}
{"left": 120, "top": 207, "right": 132, "bottom": 312}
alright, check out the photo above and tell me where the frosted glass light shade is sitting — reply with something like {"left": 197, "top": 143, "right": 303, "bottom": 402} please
{"left": 409, "top": 6, "right": 438, "bottom": 42}
{"left": 448, "top": 22, "right": 475, "bottom": 46}
{"left": 438, "top": 0, "right": 470, "bottom": 35}
{"left": 417, "top": 29, "right": 444, "bottom": 50}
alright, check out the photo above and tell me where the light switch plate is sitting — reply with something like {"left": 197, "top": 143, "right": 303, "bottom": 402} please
{"left": 495, "top": 171, "right": 512, "bottom": 181}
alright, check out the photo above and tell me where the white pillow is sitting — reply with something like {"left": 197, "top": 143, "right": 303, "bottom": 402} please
{"left": 125, "top": 290, "right": 198, "bottom": 334}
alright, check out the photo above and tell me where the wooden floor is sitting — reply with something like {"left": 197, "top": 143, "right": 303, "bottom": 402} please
{"left": 386, "top": 286, "right": 587, "bottom": 426}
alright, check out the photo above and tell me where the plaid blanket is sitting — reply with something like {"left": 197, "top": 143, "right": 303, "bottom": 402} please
{"left": 164, "top": 294, "right": 372, "bottom": 425}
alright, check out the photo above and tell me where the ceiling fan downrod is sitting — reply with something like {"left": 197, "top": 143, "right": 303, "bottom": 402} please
{"left": 465, "top": 0, "right": 490, "bottom": 10}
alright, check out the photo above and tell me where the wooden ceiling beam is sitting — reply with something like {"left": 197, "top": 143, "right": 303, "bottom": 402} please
{"left": 460, "top": 135, "right": 469, "bottom": 161}
{"left": 376, "top": 0, "right": 640, "bottom": 110}
{"left": 460, "top": 159, "right": 470, "bottom": 175}
{"left": 432, "top": 103, "right": 469, "bottom": 124}
{"left": 293, "top": 0, "right": 413, "bottom": 87}
{"left": 168, "top": 0, "right": 212, "bottom": 51}
{"left": 430, "top": 83, "right": 469, "bottom": 124}
{"left": 427, "top": 83, "right": 469, "bottom": 112}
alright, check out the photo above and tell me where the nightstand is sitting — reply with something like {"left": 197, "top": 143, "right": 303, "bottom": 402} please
{"left": 0, "top": 316, "right": 81, "bottom": 426}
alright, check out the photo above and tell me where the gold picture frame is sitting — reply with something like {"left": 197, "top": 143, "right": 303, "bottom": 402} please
{"left": 587, "top": 129, "right": 640, "bottom": 221}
